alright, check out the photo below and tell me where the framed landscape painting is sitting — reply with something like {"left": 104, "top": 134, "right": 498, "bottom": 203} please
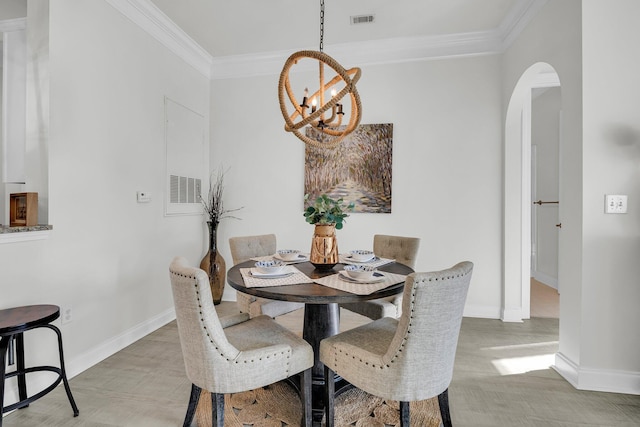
{"left": 304, "top": 123, "right": 392, "bottom": 213}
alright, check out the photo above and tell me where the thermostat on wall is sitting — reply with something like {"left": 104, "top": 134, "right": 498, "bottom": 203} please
{"left": 137, "top": 191, "right": 151, "bottom": 203}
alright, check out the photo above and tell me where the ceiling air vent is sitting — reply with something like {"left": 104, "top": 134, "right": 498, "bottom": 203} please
{"left": 350, "top": 14, "right": 375, "bottom": 25}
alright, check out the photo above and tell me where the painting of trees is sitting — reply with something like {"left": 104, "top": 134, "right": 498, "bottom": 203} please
{"left": 304, "top": 124, "right": 392, "bottom": 213}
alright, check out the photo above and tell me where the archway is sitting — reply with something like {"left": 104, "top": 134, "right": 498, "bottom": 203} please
{"left": 503, "top": 62, "right": 561, "bottom": 322}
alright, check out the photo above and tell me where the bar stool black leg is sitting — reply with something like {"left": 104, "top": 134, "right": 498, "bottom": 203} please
{"left": 15, "top": 333, "right": 28, "bottom": 408}
{"left": 0, "top": 335, "right": 10, "bottom": 427}
{"left": 46, "top": 325, "right": 79, "bottom": 416}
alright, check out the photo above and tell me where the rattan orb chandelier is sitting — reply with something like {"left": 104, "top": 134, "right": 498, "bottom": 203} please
{"left": 278, "top": 0, "right": 362, "bottom": 149}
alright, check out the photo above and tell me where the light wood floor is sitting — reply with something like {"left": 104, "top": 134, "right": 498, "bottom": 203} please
{"left": 530, "top": 278, "right": 559, "bottom": 318}
{"left": 3, "top": 302, "right": 639, "bottom": 426}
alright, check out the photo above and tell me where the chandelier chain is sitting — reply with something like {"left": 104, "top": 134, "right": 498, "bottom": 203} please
{"left": 319, "top": 0, "right": 324, "bottom": 52}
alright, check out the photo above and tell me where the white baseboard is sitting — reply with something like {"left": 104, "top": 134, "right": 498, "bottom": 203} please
{"left": 2, "top": 307, "right": 176, "bottom": 408}
{"left": 500, "top": 307, "right": 524, "bottom": 322}
{"left": 66, "top": 307, "right": 176, "bottom": 378}
{"left": 554, "top": 352, "right": 640, "bottom": 395}
{"left": 463, "top": 304, "right": 502, "bottom": 319}
{"left": 553, "top": 352, "right": 579, "bottom": 388}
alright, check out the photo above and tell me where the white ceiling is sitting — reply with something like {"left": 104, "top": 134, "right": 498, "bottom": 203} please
{"left": 0, "top": 0, "right": 27, "bottom": 22}
{"left": 147, "top": 0, "right": 533, "bottom": 58}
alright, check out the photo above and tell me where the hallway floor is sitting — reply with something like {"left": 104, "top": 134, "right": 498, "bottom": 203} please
{"left": 531, "top": 278, "right": 559, "bottom": 318}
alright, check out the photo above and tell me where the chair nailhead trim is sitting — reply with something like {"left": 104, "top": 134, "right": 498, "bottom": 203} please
{"left": 171, "top": 269, "right": 233, "bottom": 360}
{"left": 328, "top": 266, "right": 472, "bottom": 373}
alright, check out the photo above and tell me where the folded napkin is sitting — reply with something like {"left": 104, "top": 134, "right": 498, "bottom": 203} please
{"left": 313, "top": 271, "right": 407, "bottom": 295}
{"left": 239, "top": 266, "right": 311, "bottom": 288}
{"left": 339, "top": 254, "right": 395, "bottom": 269}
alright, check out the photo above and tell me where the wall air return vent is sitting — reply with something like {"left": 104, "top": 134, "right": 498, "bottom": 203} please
{"left": 350, "top": 14, "right": 375, "bottom": 25}
{"left": 170, "top": 175, "right": 201, "bottom": 204}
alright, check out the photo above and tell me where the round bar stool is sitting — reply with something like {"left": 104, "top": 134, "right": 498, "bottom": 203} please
{"left": 0, "top": 305, "right": 79, "bottom": 426}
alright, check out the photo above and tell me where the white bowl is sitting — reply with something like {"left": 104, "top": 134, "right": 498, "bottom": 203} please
{"left": 255, "top": 260, "right": 286, "bottom": 274}
{"left": 349, "top": 249, "right": 375, "bottom": 262}
{"left": 343, "top": 264, "right": 376, "bottom": 280}
{"left": 277, "top": 249, "right": 301, "bottom": 261}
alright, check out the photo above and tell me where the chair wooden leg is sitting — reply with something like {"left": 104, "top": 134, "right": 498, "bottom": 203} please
{"left": 324, "top": 365, "right": 335, "bottom": 427}
{"left": 300, "top": 368, "right": 312, "bottom": 427}
{"left": 438, "top": 388, "right": 453, "bottom": 427}
{"left": 182, "top": 384, "right": 201, "bottom": 427}
{"left": 211, "top": 392, "right": 225, "bottom": 427}
{"left": 399, "top": 401, "right": 410, "bottom": 427}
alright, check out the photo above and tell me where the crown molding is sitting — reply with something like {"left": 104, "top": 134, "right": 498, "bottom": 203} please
{"left": 211, "top": 30, "right": 504, "bottom": 80}
{"left": 0, "top": 17, "right": 27, "bottom": 32}
{"left": 102, "top": 0, "right": 546, "bottom": 81}
{"left": 211, "top": 0, "right": 548, "bottom": 80}
{"left": 500, "top": 0, "right": 549, "bottom": 49}
{"left": 104, "top": 0, "right": 212, "bottom": 78}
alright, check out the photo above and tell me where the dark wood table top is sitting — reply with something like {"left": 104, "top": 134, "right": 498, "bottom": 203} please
{"left": 227, "top": 260, "right": 414, "bottom": 304}
{"left": 0, "top": 304, "right": 60, "bottom": 336}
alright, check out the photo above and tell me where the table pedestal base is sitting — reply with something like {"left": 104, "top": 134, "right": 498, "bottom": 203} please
{"left": 302, "top": 303, "right": 340, "bottom": 424}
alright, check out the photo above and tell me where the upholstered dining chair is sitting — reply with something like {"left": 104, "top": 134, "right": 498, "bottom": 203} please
{"left": 169, "top": 256, "right": 313, "bottom": 427}
{"left": 340, "top": 234, "right": 421, "bottom": 319}
{"left": 229, "top": 234, "right": 304, "bottom": 318}
{"left": 321, "top": 261, "right": 473, "bottom": 427}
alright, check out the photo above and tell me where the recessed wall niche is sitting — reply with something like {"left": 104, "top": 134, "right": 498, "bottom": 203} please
{"left": 1, "top": 0, "right": 50, "bottom": 227}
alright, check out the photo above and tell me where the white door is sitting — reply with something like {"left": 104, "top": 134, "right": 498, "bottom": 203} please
{"left": 530, "top": 87, "right": 561, "bottom": 290}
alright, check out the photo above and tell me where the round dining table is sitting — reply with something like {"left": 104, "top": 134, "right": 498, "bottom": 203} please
{"left": 227, "top": 259, "right": 414, "bottom": 422}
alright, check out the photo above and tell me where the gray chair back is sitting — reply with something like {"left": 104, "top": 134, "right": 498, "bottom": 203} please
{"left": 373, "top": 234, "right": 421, "bottom": 269}
{"left": 389, "top": 261, "right": 473, "bottom": 398}
{"left": 169, "top": 256, "right": 240, "bottom": 390}
{"left": 229, "top": 234, "right": 277, "bottom": 264}
{"left": 228, "top": 234, "right": 304, "bottom": 318}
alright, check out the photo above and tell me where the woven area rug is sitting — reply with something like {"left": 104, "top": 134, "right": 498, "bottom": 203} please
{"left": 195, "top": 381, "right": 441, "bottom": 427}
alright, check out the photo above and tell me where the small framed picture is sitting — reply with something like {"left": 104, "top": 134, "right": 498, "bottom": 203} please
{"left": 10, "top": 192, "right": 38, "bottom": 227}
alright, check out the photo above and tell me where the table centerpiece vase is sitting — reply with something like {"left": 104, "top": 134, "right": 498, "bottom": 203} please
{"left": 310, "top": 223, "right": 339, "bottom": 270}
{"left": 304, "top": 194, "right": 354, "bottom": 271}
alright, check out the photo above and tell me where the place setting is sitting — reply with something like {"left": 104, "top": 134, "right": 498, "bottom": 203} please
{"left": 252, "top": 249, "right": 310, "bottom": 264}
{"left": 241, "top": 251, "right": 312, "bottom": 288}
{"left": 272, "top": 249, "right": 310, "bottom": 264}
{"left": 338, "top": 265, "right": 385, "bottom": 284}
{"left": 339, "top": 249, "right": 395, "bottom": 269}
{"left": 313, "top": 252, "right": 408, "bottom": 295}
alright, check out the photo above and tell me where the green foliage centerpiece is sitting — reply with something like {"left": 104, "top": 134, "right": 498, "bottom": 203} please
{"left": 304, "top": 194, "right": 354, "bottom": 270}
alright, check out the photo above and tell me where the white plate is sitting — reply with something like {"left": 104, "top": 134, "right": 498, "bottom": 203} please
{"left": 344, "top": 255, "right": 379, "bottom": 264}
{"left": 250, "top": 266, "right": 295, "bottom": 278}
{"left": 273, "top": 253, "right": 309, "bottom": 263}
{"left": 338, "top": 271, "right": 385, "bottom": 284}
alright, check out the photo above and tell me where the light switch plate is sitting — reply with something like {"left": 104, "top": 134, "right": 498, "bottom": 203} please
{"left": 605, "top": 195, "right": 627, "bottom": 214}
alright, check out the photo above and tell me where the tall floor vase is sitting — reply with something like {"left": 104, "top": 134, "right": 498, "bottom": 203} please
{"left": 200, "top": 221, "right": 226, "bottom": 305}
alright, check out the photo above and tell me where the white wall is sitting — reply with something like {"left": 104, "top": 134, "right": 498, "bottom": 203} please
{"left": 580, "top": 0, "right": 640, "bottom": 392}
{"left": 211, "top": 54, "right": 504, "bottom": 318}
{"left": 504, "top": 0, "right": 640, "bottom": 394}
{"left": 502, "top": 0, "right": 583, "bottom": 360}
{"left": 0, "top": 0, "right": 209, "bottom": 402}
